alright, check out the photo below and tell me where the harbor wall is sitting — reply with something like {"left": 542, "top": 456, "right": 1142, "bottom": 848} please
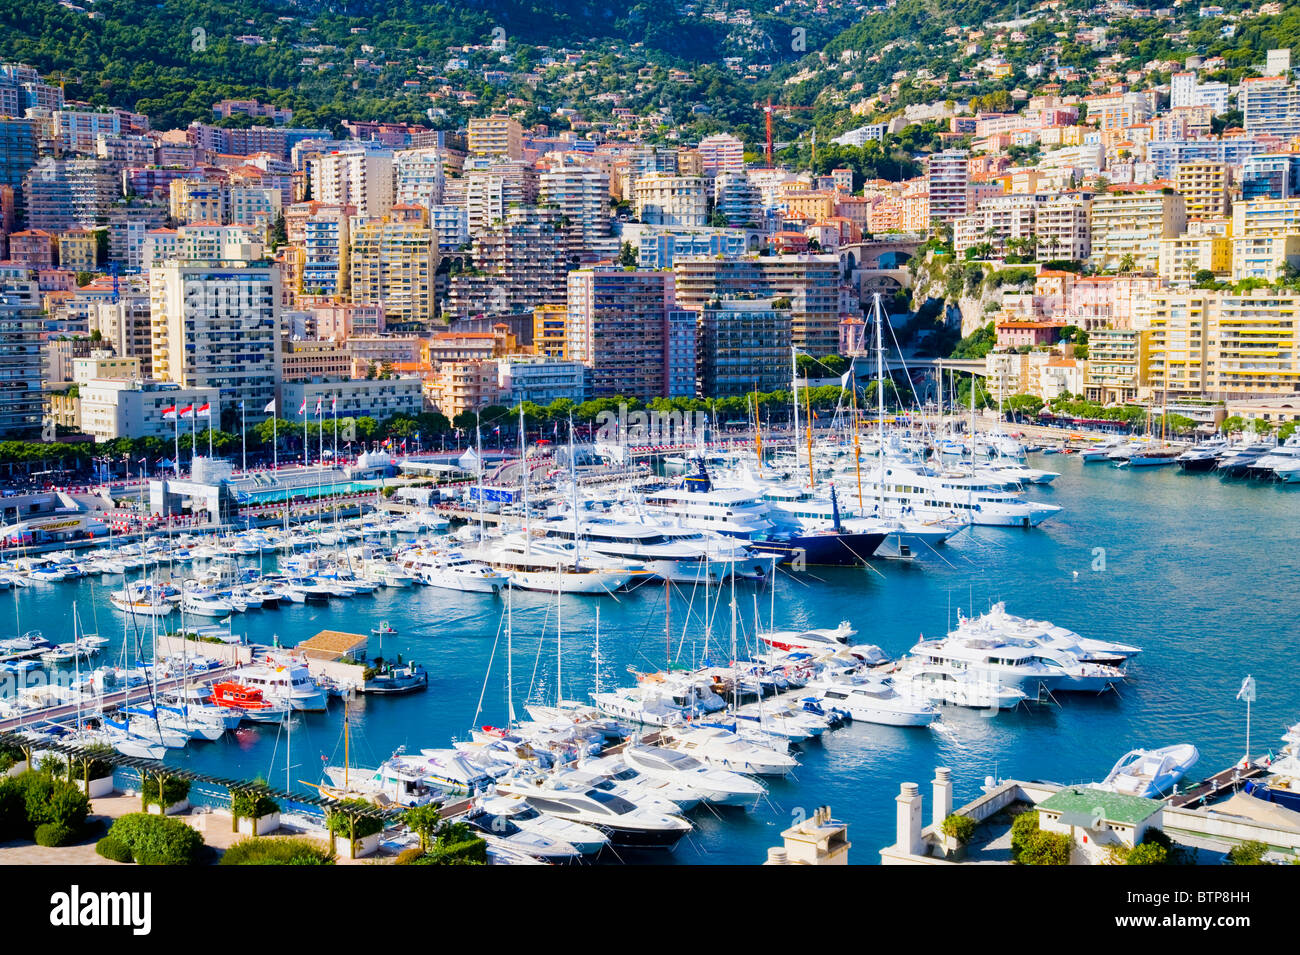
{"left": 155, "top": 634, "right": 253, "bottom": 666}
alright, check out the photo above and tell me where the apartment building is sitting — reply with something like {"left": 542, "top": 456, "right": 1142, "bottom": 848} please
{"left": 348, "top": 210, "right": 438, "bottom": 325}
{"left": 1088, "top": 187, "right": 1186, "bottom": 272}
{"left": 148, "top": 260, "right": 283, "bottom": 421}
{"left": 310, "top": 148, "right": 395, "bottom": 218}
{"left": 0, "top": 277, "right": 45, "bottom": 439}
{"left": 467, "top": 115, "right": 523, "bottom": 160}
{"left": 1173, "top": 161, "right": 1229, "bottom": 220}
{"left": 633, "top": 174, "right": 708, "bottom": 227}
{"left": 565, "top": 268, "right": 677, "bottom": 400}
{"left": 926, "top": 149, "right": 971, "bottom": 223}
{"left": 697, "top": 296, "right": 792, "bottom": 397}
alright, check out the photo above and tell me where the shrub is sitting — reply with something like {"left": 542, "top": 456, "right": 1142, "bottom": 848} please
{"left": 141, "top": 776, "right": 191, "bottom": 811}
{"left": 1226, "top": 840, "right": 1272, "bottom": 865}
{"left": 0, "top": 777, "right": 28, "bottom": 840}
{"left": 95, "top": 836, "right": 133, "bottom": 863}
{"left": 220, "top": 837, "right": 334, "bottom": 866}
{"left": 409, "top": 837, "right": 487, "bottom": 865}
{"left": 1126, "top": 842, "right": 1168, "bottom": 865}
{"left": 1020, "top": 830, "right": 1073, "bottom": 866}
{"left": 108, "top": 812, "right": 204, "bottom": 865}
{"left": 34, "top": 822, "right": 75, "bottom": 847}
{"left": 941, "top": 813, "right": 977, "bottom": 845}
{"left": 0, "top": 741, "right": 24, "bottom": 774}
{"left": 23, "top": 772, "right": 89, "bottom": 833}
{"left": 394, "top": 846, "right": 425, "bottom": 865}
{"left": 230, "top": 788, "right": 281, "bottom": 822}
{"left": 1009, "top": 809, "right": 1040, "bottom": 862}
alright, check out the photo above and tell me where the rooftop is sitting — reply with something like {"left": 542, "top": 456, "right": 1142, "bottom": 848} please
{"left": 1037, "top": 786, "right": 1162, "bottom": 826}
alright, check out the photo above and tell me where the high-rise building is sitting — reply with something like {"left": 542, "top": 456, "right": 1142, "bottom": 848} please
{"left": 565, "top": 268, "right": 676, "bottom": 400}
{"left": 300, "top": 205, "right": 351, "bottom": 298}
{"left": 633, "top": 174, "right": 708, "bottom": 227}
{"left": 393, "top": 147, "right": 446, "bottom": 208}
{"left": 348, "top": 209, "right": 438, "bottom": 325}
{"left": 696, "top": 133, "right": 745, "bottom": 175}
{"left": 108, "top": 201, "right": 166, "bottom": 269}
{"left": 0, "top": 117, "right": 37, "bottom": 225}
{"left": 148, "top": 260, "right": 283, "bottom": 422}
{"left": 697, "top": 296, "right": 792, "bottom": 397}
{"left": 539, "top": 157, "right": 611, "bottom": 242}
{"left": 310, "top": 149, "right": 395, "bottom": 218}
{"left": 23, "top": 158, "right": 119, "bottom": 232}
{"left": 1088, "top": 187, "right": 1186, "bottom": 272}
{"left": 467, "top": 115, "right": 523, "bottom": 160}
{"left": 1173, "top": 161, "right": 1230, "bottom": 219}
{"left": 673, "top": 255, "right": 842, "bottom": 356}
{"left": 1241, "top": 153, "right": 1300, "bottom": 201}
{"left": 0, "top": 276, "right": 45, "bottom": 439}
{"left": 1240, "top": 75, "right": 1300, "bottom": 140}
{"left": 533, "top": 304, "right": 569, "bottom": 359}
{"left": 926, "top": 149, "right": 970, "bottom": 223}
{"left": 446, "top": 206, "right": 573, "bottom": 318}
{"left": 714, "top": 171, "right": 762, "bottom": 228}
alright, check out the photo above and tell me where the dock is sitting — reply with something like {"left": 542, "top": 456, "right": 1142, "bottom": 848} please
{"left": 1169, "top": 762, "right": 1266, "bottom": 809}
{"left": 0, "top": 663, "right": 238, "bottom": 733}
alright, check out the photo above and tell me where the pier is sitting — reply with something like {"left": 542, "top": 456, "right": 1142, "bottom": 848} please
{"left": 0, "top": 663, "right": 237, "bottom": 734}
{"left": 1169, "top": 762, "right": 1267, "bottom": 809}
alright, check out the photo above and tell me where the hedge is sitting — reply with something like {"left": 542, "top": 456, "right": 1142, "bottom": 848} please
{"left": 409, "top": 837, "right": 488, "bottom": 865}
{"left": 0, "top": 778, "right": 28, "bottom": 840}
{"left": 108, "top": 813, "right": 205, "bottom": 865}
{"left": 95, "top": 836, "right": 134, "bottom": 863}
{"left": 220, "top": 837, "right": 334, "bottom": 866}
{"left": 35, "top": 822, "right": 75, "bottom": 847}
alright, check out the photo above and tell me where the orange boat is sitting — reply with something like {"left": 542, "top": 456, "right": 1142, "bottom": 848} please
{"left": 209, "top": 680, "right": 286, "bottom": 722}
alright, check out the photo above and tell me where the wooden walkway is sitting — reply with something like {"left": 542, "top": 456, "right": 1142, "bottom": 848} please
{"left": 1169, "top": 763, "right": 1266, "bottom": 808}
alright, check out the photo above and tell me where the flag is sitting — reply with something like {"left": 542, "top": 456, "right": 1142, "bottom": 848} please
{"left": 178, "top": 404, "right": 194, "bottom": 419}
{"left": 196, "top": 402, "right": 211, "bottom": 418}
{"left": 553, "top": 421, "right": 558, "bottom": 437}
{"left": 840, "top": 370, "right": 851, "bottom": 388}
{"left": 219, "top": 616, "right": 232, "bottom": 625}
{"left": 161, "top": 405, "right": 178, "bottom": 420}
{"left": 492, "top": 425, "right": 500, "bottom": 434}
{"left": 400, "top": 439, "right": 407, "bottom": 452}
{"left": 264, "top": 399, "right": 276, "bottom": 414}
{"left": 315, "top": 396, "right": 323, "bottom": 415}
{"left": 331, "top": 395, "right": 337, "bottom": 413}
{"left": 238, "top": 399, "right": 245, "bottom": 411}
{"left": 1237, "top": 675, "right": 1256, "bottom": 702}
{"left": 298, "top": 397, "right": 307, "bottom": 415}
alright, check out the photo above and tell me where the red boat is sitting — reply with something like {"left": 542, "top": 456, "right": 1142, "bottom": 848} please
{"left": 209, "top": 680, "right": 284, "bottom": 721}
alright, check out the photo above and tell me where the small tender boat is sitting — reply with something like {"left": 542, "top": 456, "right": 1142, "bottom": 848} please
{"left": 1095, "top": 744, "right": 1200, "bottom": 798}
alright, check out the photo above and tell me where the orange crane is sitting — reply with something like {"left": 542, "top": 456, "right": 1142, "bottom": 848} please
{"left": 757, "top": 98, "right": 814, "bottom": 167}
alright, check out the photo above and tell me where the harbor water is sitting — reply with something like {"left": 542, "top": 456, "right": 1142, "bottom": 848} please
{"left": 8, "top": 455, "right": 1299, "bottom": 863}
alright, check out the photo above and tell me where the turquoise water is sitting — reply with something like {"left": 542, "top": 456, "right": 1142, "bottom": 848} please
{"left": 237, "top": 481, "right": 380, "bottom": 505}
{"left": 10, "top": 456, "right": 1300, "bottom": 864}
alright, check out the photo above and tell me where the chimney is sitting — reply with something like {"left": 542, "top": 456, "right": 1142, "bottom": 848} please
{"left": 765, "top": 847, "right": 789, "bottom": 865}
{"left": 933, "top": 767, "right": 953, "bottom": 828}
{"left": 896, "top": 782, "right": 923, "bottom": 855}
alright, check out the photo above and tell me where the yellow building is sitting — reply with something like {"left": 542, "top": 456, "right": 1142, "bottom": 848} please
{"left": 1137, "top": 291, "right": 1210, "bottom": 397}
{"left": 467, "top": 115, "right": 523, "bottom": 160}
{"left": 57, "top": 229, "right": 98, "bottom": 272}
{"left": 533, "top": 304, "right": 569, "bottom": 358}
{"left": 1173, "top": 161, "right": 1229, "bottom": 220}
{"left": 348, "top": 210, "right": 438, "bottom": 325}
{"left": 1157, "top": 233, "right": 1232, "bottom": 284}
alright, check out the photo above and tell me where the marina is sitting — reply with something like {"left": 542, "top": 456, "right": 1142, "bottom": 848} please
{"left": 1, "top": 445, "right": 1296, "bottom": 864}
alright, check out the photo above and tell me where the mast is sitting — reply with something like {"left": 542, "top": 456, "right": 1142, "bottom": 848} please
{"left": 790, "top": 344, "right": 802, "bottom": 481}
{"left": 753, "top": 384, "right": 763, "bottom": 474}
{"left": 518, "top": 404, "right": 530, "bottom": 556}
{"left": 505, "top": 579, "right": 516, "bottom": 726}
{"left": 594, "top": 604, "right": 601, "bottom": 696}
{"left": 874, "top": 294, "right": 887, "bottom": 500}
{"left": 475, "top": 411, "right": 484, "bottom": 541}
{"left": 851, "top": 359, "right": 863, "bottom": 511}
{"left": 804, "top": 365, "right": 815, "bottom": 490}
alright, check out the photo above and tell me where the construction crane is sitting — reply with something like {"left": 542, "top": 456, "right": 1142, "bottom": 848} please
{"left": 757, "top": 98, "right": 814, "bottom": 167}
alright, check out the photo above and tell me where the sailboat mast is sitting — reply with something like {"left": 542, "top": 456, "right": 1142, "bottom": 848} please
{"left": 518, "top": 404, "right": 530, "bottom": 556}
{"left": 506, "top": 580, "right": 516, "bottom": 726}
{"left": 804, "top": 368, "right": 815, "bottom": 490}
{"left": 753, "top": 384, "right": 763, "bottom": 473}
{"left": 875, "top": 294, "right": 886, "bottom": 496}
{"left": 851, "top": 360, "right": 863, "bottom": 510}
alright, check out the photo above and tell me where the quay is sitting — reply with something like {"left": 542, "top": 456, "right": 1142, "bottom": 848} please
{"left": 1169, "top": 763, "right": 1267, "bottom": 809}
{"left": 0, "top": 663, "right": 237, "bottom": 733}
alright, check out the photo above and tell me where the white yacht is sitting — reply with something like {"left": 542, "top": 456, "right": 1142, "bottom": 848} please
{"left": 620, "top": 743, "right": 765, "bottom": 807}
{"left": 906, "top": 634, "right": 1068, "bottom": 694}
{"left": 1095, "top": 744, "right": 1200, "bottom": 798}
{"left": 807, "top": 675, "right": 941, "bottom": 727}
{"left": 474, "top": 794, "right": 610, "bottom": 855}
{"left": 493, "top": 776, "right": 692, "bottom": 848}
{"left": 398, "top": 547, "right": 509, "bottom": 593}
{"left": 230, "top": 657, "right": 327, "bottom": 711}
{"left": 465, "top": 534, "right": 643, "bottom": 594}
{"left": 891, "top": 663, "right": 1028, "bottom": 710}
{"left": 659, "top": 726, "right": 798, "bottom": 776}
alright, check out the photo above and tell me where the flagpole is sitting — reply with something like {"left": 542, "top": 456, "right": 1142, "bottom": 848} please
{"left": 272, "top": 412, "right": 278, "bottom": 471}
{"left": 173, "top": 411, "right": 179, "bottom": 483}
{"left": 318, "top": 400, "right": 324, "bottom": 467}
{"left": 241, "top": 402, "right": 246, "bottom": 473}
{"left": 332, "top": 396, "right": 338, "bottom": 464}
{"left": 302, "top": 400, "right": 307, "bottom": 469}
{"left": 207, "top": 408, "right": 212, "bottom": 458}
